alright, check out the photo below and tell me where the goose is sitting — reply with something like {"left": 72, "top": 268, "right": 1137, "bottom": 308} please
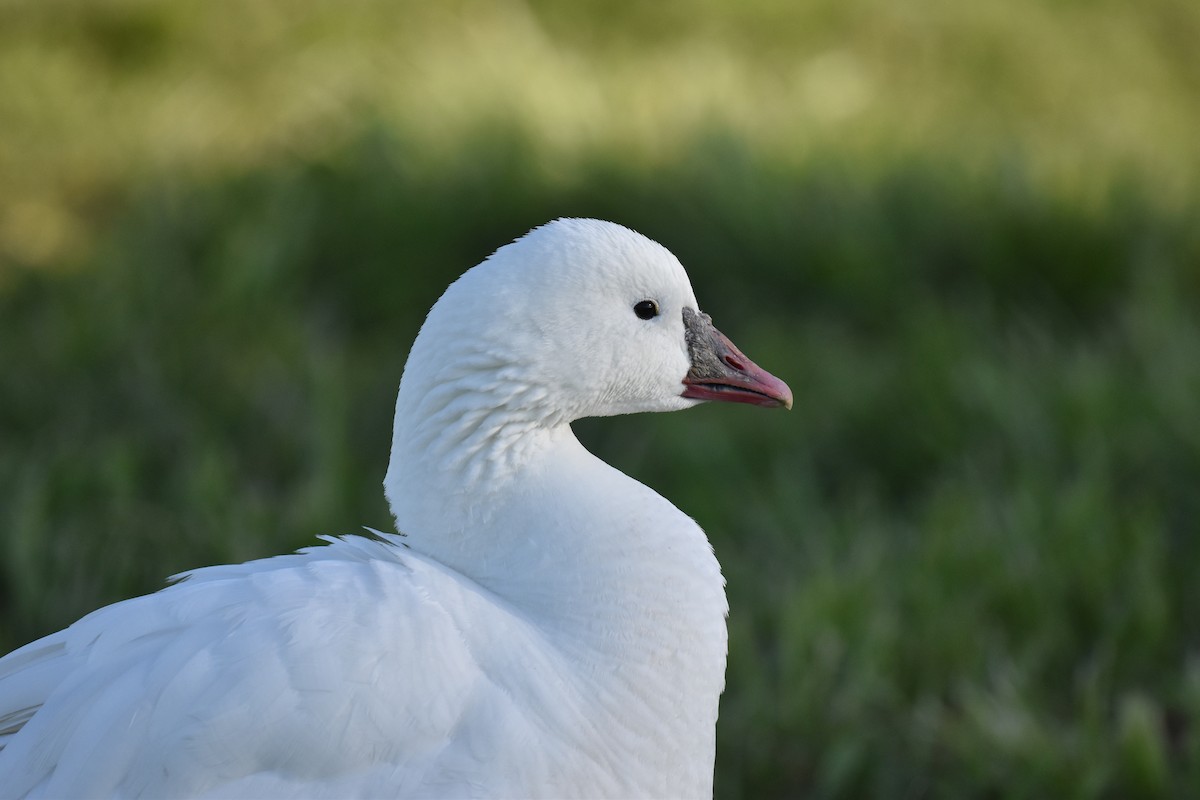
{"left": 0, "top": 218, "right": 791, "bottom": 799}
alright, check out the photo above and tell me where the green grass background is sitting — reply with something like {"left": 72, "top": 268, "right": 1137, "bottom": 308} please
{"left": 3, "top": 0, "right": 1200, "bottom": 796}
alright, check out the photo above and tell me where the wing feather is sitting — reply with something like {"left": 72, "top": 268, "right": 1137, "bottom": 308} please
{"left": 0, "top": 535, "right": 525, "bottom": 798}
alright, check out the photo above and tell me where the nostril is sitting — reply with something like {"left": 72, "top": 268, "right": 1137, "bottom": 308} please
{"left": 722, "top": 354, "right": 746, "bottom": 372}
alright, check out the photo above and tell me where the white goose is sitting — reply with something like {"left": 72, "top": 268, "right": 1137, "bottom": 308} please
{"left": 0, "top": 218, "right": 791, "bottom": 799}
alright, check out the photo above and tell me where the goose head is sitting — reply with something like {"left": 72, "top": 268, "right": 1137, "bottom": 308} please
{"left": 396, "top": 218, "right": 789, "bottom": 421}
{"left": 385, "top": 219, "right": 791, "bottom": 522}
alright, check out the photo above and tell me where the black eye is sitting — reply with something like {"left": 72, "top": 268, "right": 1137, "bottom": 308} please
{"left": 633, "top": 300, "right": 659, "bottom": 320}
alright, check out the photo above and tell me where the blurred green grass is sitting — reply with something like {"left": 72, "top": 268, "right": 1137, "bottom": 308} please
{"left": 2, "top": 1, "right": 1200, "bottom": 797}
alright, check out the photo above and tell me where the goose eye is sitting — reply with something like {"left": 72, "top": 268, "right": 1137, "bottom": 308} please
{"left": 633, "top": 300, "right": 659, "bottom": 320}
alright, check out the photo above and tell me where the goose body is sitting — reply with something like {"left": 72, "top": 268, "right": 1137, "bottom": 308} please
{"left": 0, "top": 219, "right": 791, "bottom": 798}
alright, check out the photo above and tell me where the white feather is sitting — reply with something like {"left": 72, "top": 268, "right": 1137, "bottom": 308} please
{"left": 0, "top": 219, "right": 736, "bottom": 798}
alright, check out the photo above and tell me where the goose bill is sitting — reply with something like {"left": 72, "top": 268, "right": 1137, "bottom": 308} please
{"left": 680, "top": 307, "right": 793, "bottom": 410}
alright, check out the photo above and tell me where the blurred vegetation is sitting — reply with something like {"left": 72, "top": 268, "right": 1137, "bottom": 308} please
{"left": 2, "top": 0, "right": 1200, "bottom": 797}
